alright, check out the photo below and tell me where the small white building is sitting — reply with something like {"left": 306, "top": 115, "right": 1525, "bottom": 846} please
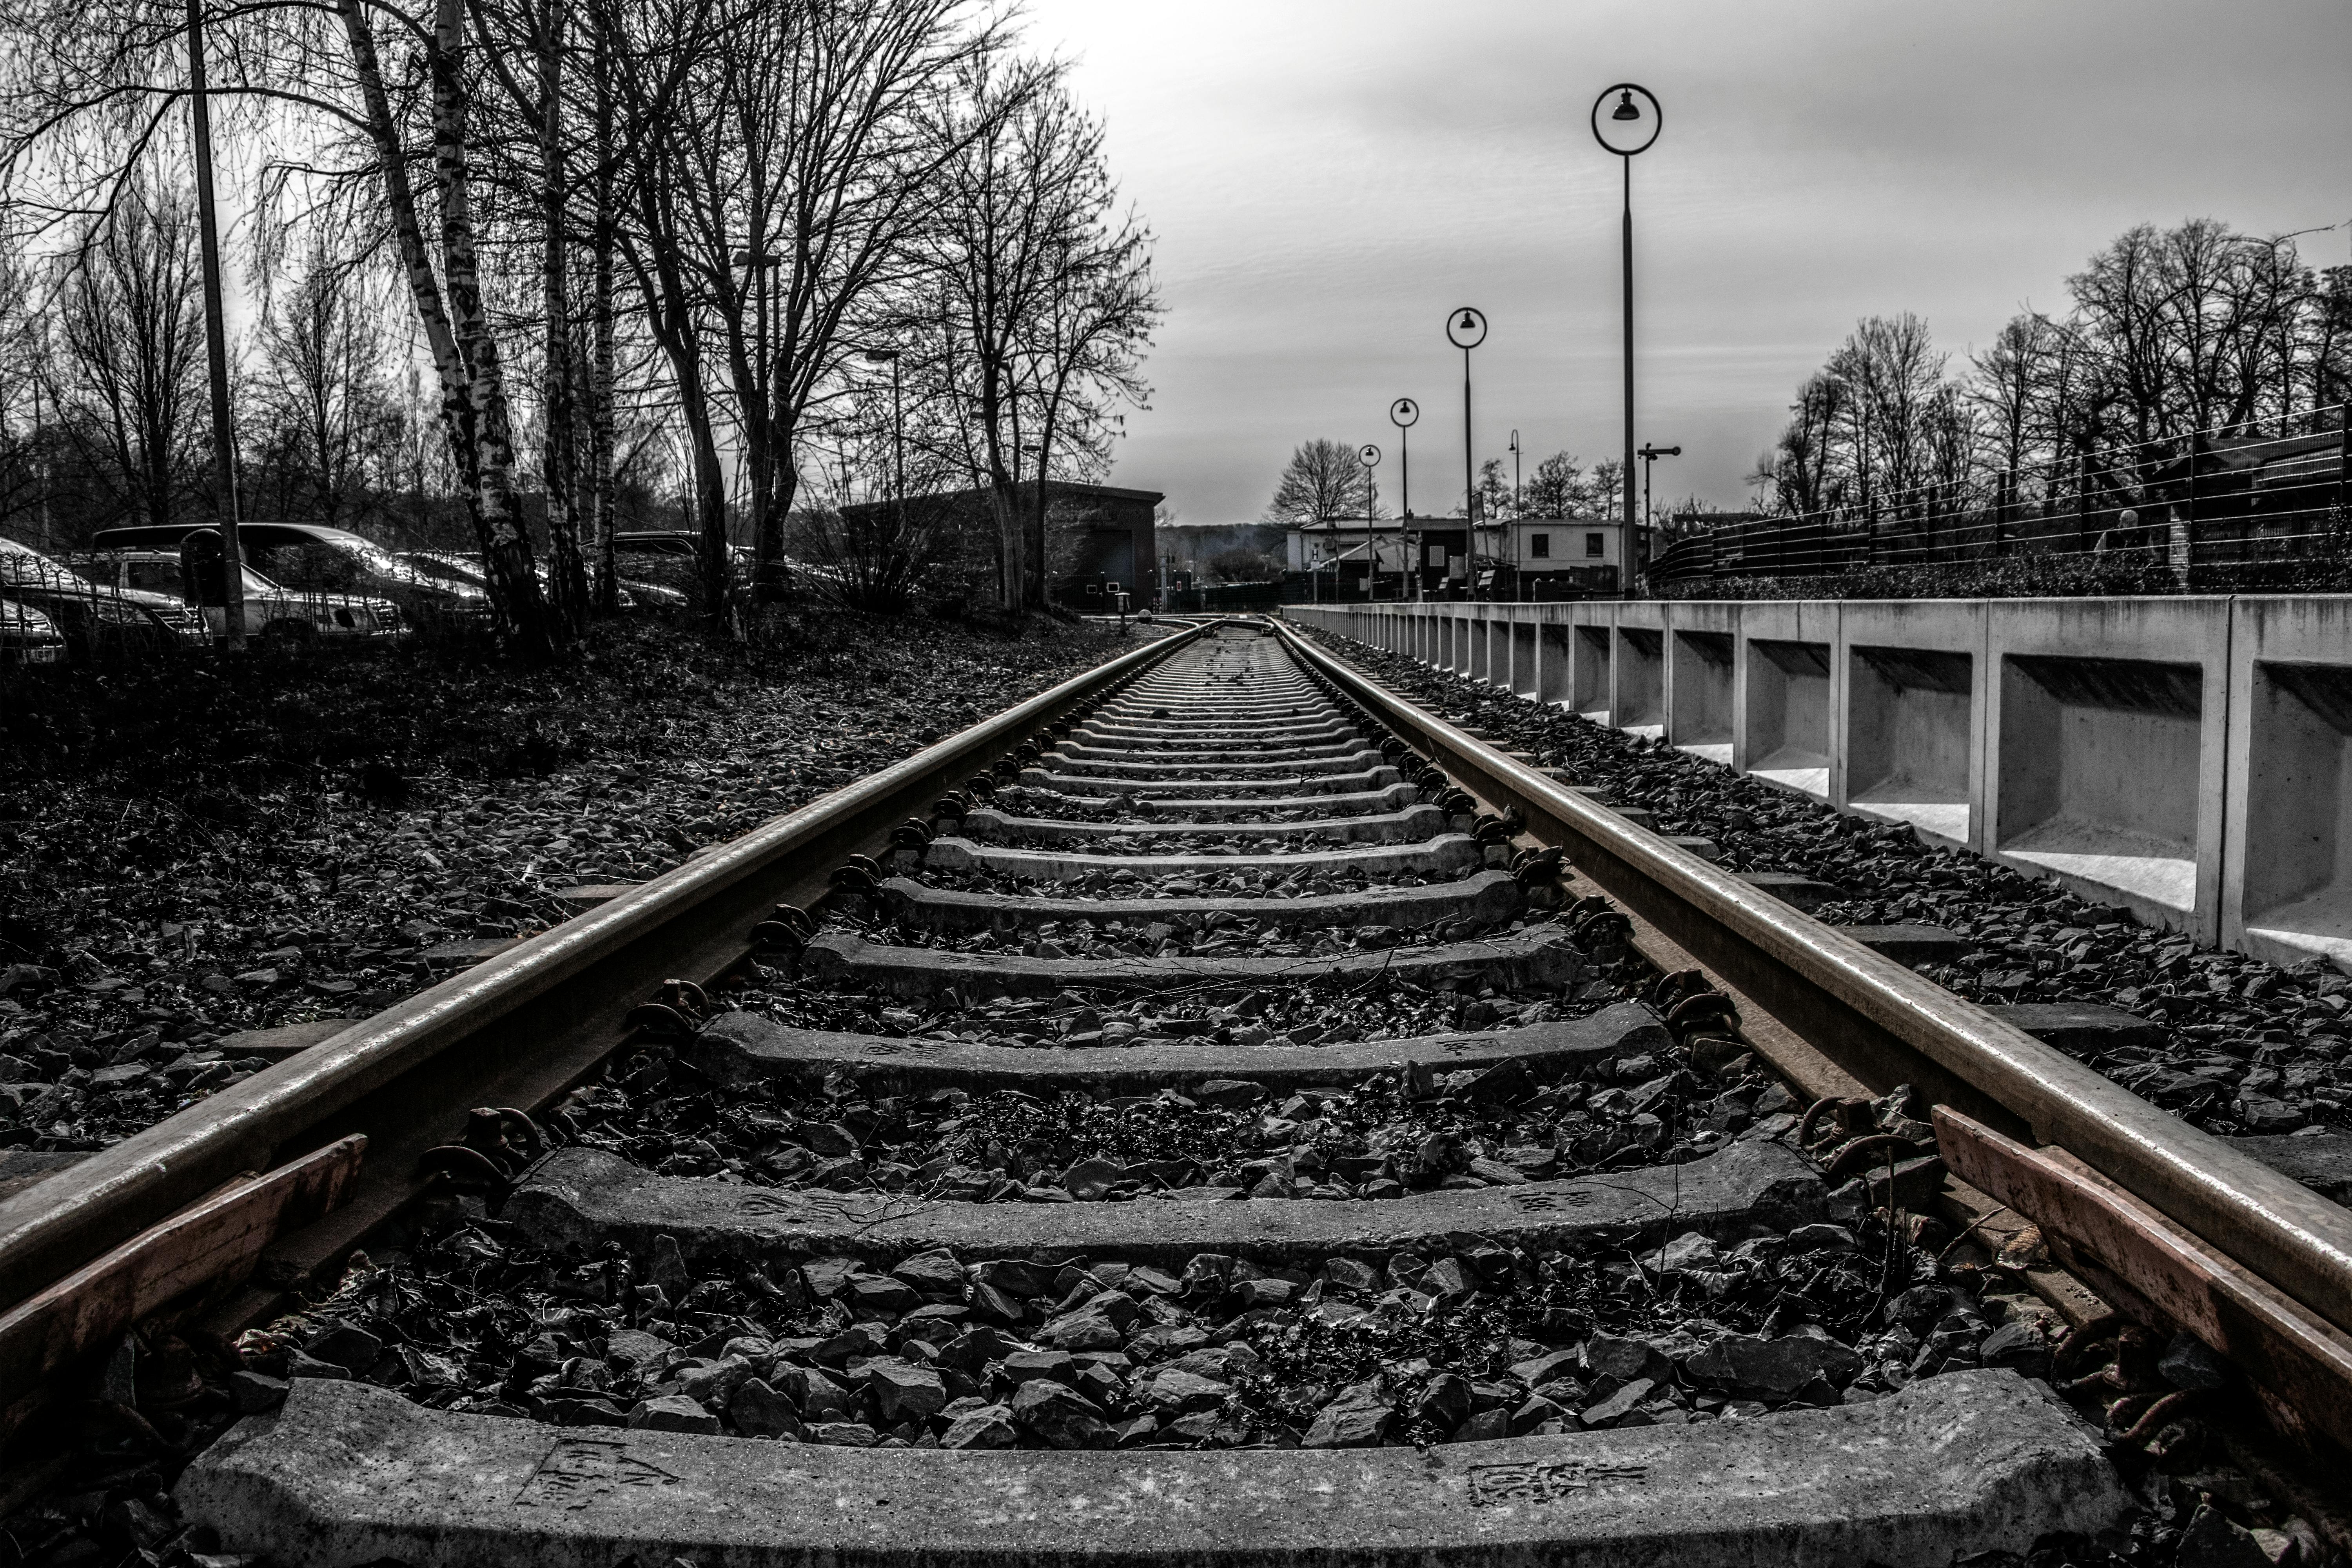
{"left": 1283, "top": 518, "right": 1416, "bottom": 574}
{"left": 1508, "top": 517, "right": 1629, "bottom": 572}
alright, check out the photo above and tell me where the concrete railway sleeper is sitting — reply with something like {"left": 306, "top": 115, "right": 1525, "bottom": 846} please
{"left": 3, "top": 620, "right": 2344, "bottom": 1565}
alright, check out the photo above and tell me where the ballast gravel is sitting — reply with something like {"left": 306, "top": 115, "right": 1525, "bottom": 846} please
{"left": 1312, "top": 630, "right": 2352, "bottom": 1142}
{"left": 0, "top": 615, "right": 1160, "bottom": 1155}
{"left": 557, "top": 1007, "right": 1772, "bottom": 1204}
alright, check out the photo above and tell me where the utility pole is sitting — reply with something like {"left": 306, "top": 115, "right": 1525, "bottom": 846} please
{"left": 187, "top": 0, "right": 246, "bottom": 649}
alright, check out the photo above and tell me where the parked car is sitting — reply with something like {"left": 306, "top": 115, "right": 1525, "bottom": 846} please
{"left": 80, "top": 546, "right": 402, "bottom": 650}
{"left": 612, "top": 531, "right": 700, "bottom": 558}
{"left": 396, "top": 549, "right": 675, "bottom": 610}
{"left": 90, "top": 521, "right": 488, "bottom": 628}
{"left": 0, "top": 537, "right": 209, "bottom": 659}
{"left": 0, "top": 597, "right": 65, "bottom": 664}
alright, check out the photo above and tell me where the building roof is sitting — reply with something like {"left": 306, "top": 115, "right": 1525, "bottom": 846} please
{"left": 841, "top": 479, "right": 1162, "bottom": 523}
{"left": 899, "top": 480, "right": 1165, "bottom": 507}
{"left": 1287, "top": 516, "right": 1450, "bottom": 532}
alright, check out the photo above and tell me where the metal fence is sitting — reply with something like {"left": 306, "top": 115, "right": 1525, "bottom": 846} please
{"left": 1649, "top": 405, "right": 2352, "bottom": 595}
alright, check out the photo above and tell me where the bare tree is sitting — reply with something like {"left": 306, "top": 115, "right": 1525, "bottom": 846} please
{"left": 1265, "top": 439, "right": 1371, "bottom": 526}
{"left": 0, "top": 0, "right": 1158, "bottom": 640}
{"left": 47, "top": 171, "right": 206, "bottom": 532}
{"left": 247, "top": 236, "right": 397, "bottom": 527}
{"left": 931, "top": 51, "right": 1156, "bottom": 609}
{"left": 0, "top": 0, "right": 566, "bottom": 650}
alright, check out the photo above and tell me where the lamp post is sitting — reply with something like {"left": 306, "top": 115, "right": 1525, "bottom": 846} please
{"left": 1359, "top": 442, "right": 1381, "bottom": 598}
{"left": 1447, "top": 309, "right": 1486, "bottom": 604}
{"left": 1390, "top": 397, "right": 1419, "bottom": 597}
{"left": 1447, "top": 307, "right": 1486, "bottom": 530}
{"left": 1508, "top": 428, "right": 1521, "bottom": 517}
{"left": 1593, "top": 84, "right": 1661, "bottom": 543}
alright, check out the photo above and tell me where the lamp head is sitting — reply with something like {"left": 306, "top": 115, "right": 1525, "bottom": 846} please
{"left": 1612, "top": 89, "right": 1641, "bottom": 121}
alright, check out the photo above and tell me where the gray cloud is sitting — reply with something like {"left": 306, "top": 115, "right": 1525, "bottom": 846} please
{"left": 1027, "top": 0, "right": 2352, "bottom": 524}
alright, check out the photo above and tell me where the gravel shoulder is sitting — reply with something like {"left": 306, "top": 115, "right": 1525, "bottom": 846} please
{"left": 1305, "top": 627, "right": 2352, "bottom": 1145}
{"left": 0, "top": 612, "right": 1161, "bottom": 1154}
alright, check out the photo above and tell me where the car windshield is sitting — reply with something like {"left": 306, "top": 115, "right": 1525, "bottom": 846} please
{"left": 406, "top": 553, "right": 489, "bottom": 587}
{"left": 335, "top": 536, "right": 419, "bottom": 581}
{"left": 127, "top": 556, "right": 279, "bottom": 597}
{"left": 0, "top": 539, "right": 76, "bottom": 589}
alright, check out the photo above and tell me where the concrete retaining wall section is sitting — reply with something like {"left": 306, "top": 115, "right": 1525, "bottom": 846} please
{"left": 1539, "top": 622, "right": 1572, "bottom": 705}
{"left": 2226, "top": 597, "right": 2352, "bottom": 969}
{"left": 1615, "top": 606, "right": 1666, "bottom": 736}
{"left": 1574, "top": 607, "right": 1615, "bottom": 722}
{"left": 1836, "top": 600, "right": 1985, "bottom": 851}
{"left": 1735, "top": 601, "right": 1842, "bottom": 803}
{"left": 1984, "top": 599, "right": 2230, "bottom": 941}
{"left": 1279, "top": 595, "right": 2352, "bottom": 963}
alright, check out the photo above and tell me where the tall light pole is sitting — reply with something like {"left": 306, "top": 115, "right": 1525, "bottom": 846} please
{"left": 1390, "top": 397, "right": 1419, "bottom": 597}
{"left": 1508, "top": 428, "right": 1521, "bottom": 517}
{"left": 1359, "top": 442, "right": 1381, "bottom": 598}
{"left": 1448, "top": 308, "right": 1487, "bottom": 603}
{"left": 187, "top": 0, "right": 245, "bottom": 650}
{"left": 1593, "top": 84, "right": 1661, "bottom": 544}
{"left": 1447, "top": 307, "right": 1487, "bottom": 530}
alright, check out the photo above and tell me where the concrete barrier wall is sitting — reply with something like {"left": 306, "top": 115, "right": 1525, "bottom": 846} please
{"left": 1280, "top": 596, "right": 2352, "bottom": 961}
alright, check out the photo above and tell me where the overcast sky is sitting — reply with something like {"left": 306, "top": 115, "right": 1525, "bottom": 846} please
{"left": 1017, "top": 0, "right": 2352, "bottom": 527}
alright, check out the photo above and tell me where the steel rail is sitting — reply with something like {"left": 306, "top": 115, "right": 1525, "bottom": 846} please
{"left": 0, "top": 624, "right": 1205, "bottom": 1313}
{"left": 1276, "top": 618, "right": 2352, "bottom": 1339}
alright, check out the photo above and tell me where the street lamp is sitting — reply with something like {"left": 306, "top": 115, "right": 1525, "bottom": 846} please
{"left": 1448, "top": 308, "right": 1487, "bottom": 603}
{"left": 1447, "top": 307, "right": 1487, "bottom": 532}
{"left": 1390, "top": 397, "right": 1419, "bottom": 597}
{"left": 1508, "top": 428, "right": 1521, "bottom": 517}
{"left": 1593, "top": 83, "right": 1661, "bottom": 542}
{"left": 1359, "top": 442, "right": 1381, "bottom": 598}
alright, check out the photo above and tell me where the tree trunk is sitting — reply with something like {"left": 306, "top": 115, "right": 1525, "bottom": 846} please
{"left": 629, "top": 185, "right": 731, "bottom": 632}
{"left": 340, "top": 0, "right": 558, "bottom": 658}
{"left": 588, "top": 13, "right": 618, "bottom": 614}
{"left": 976, "top": 352, "right": 1025, "bottom": 607}
{"left": 539, "top": 6, "right": 586, "bottom": 637}
{"left": 432, "top": 0, "right": 555, "bottom": 657}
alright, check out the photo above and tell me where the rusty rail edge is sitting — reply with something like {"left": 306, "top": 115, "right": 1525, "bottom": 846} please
{"left": 0, "top": 1136, "right": 366, "bottom": 1441}
{"left": 1936, "top": 1106, "right": 2352, "bottom": 1457}
{"left": 1275, "top": 618, "right": 2352, "bottom": 1339}
{"left": 0, "top": 624, "right": 1204, "bottom": 1314}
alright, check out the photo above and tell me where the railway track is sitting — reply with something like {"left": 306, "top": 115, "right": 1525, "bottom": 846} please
{"left": 2, "top": 617, "right": 2348, "bottom": 1564}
